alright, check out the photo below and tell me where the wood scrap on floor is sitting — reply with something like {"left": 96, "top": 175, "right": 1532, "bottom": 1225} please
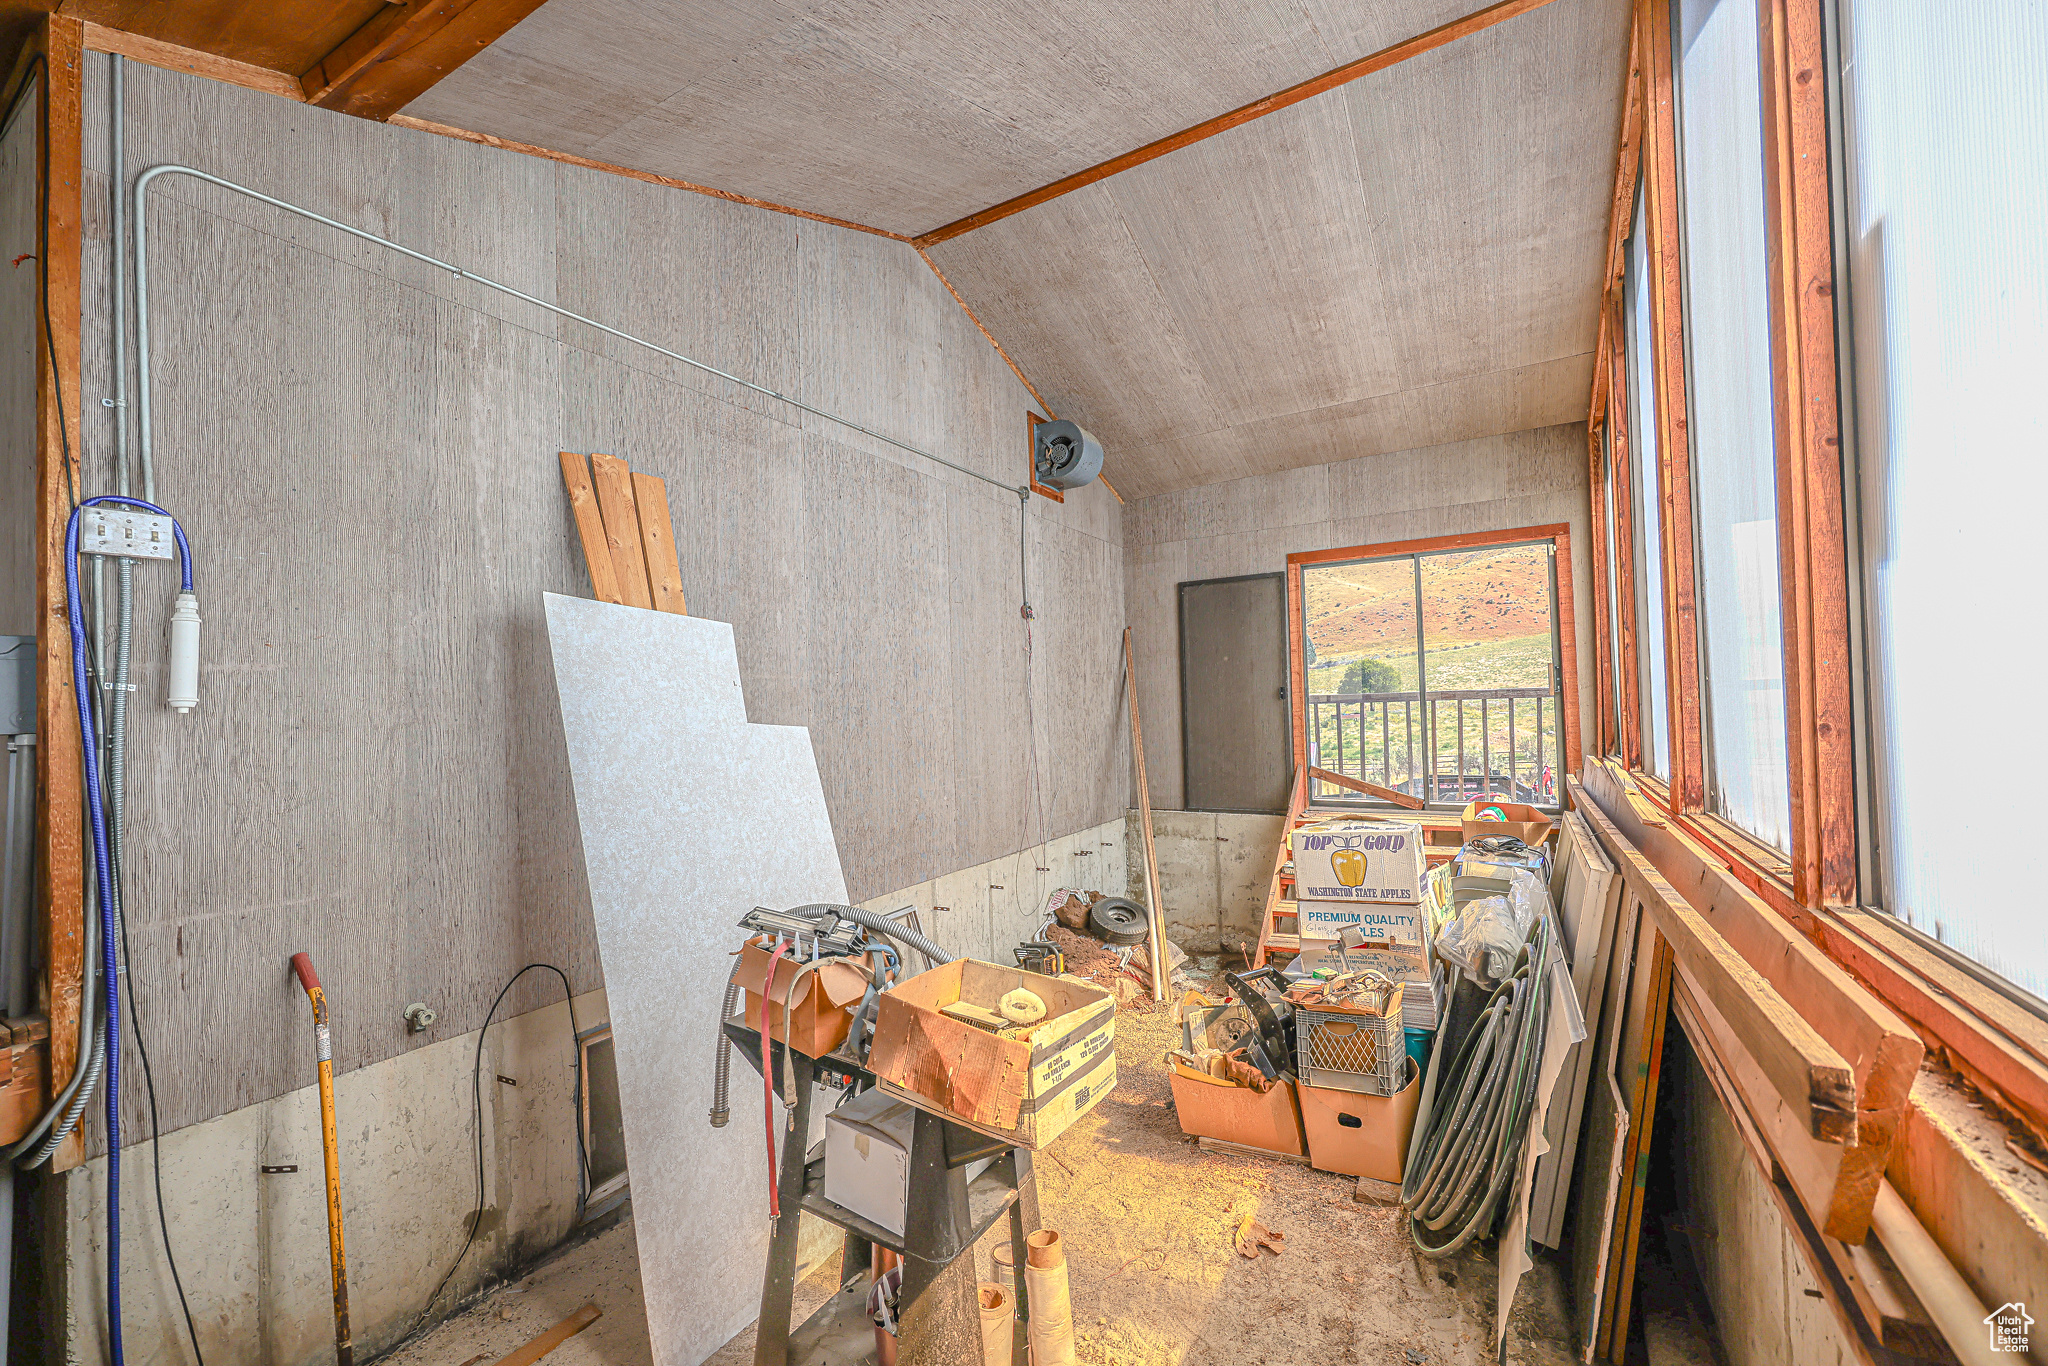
{"left": 490, "top": 1304, "right": 602, "bottom": 1366}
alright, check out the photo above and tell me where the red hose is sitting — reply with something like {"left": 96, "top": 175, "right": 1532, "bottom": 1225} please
{"left": 761, "top": 939, "right": 791, "bottom": 1219}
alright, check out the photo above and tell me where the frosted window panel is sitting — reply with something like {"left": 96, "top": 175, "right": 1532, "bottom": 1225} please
{"left": 1625, "top": 200, "right": 1670, "bottom": 779}
{"left": 1677, "top": 0, "right": 1791, "bottom": 851}
{"left": 1841, "top": 0, "right": 2048, "bottom": 991}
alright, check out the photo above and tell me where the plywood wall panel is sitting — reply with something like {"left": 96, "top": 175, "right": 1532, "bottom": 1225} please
{"left": 0, "top": 92, "right": 40, "bottom": 635}
{"left": 922, "top": 0, "right": 1629, "bottom": 501}
{"left": 76, "top": 55, "right": 1124, "bottom": 1140}
{"left": 405, "top": 0, "right": 1406, "bottom": 236}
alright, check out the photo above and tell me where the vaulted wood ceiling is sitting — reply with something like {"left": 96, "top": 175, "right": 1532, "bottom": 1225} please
{"left": 17, "top": 0, "right": 1633, "bottom": 500}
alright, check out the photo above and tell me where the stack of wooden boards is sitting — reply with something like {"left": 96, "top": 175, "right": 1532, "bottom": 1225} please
{"left": 559, "top": 451, "right": 688, "bottom": 613}
{"left": 1567, "top": 758, "right": 1936, "bottom": 1365}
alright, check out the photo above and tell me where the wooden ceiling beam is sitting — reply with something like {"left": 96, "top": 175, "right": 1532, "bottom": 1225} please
{"left": 80, "top": 20, "right": 303, "bottom": 101}
{"left": 915, "top": 0, "right": 1567, "bottom": 247}
{"left": 299, "top": 0, "right": 551, "bottom": 121}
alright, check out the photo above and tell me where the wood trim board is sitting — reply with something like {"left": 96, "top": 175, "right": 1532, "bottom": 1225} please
{"left": 1574, "top": 768, "right": 1923, "bottom": 1248}
{"left": 78, "top": 21, "right": 306, "bottom": 101}
{"left": 558, "top": 453, "right": 622, "bottom": 605}
{"left": 1307, "top": 766, "right": 1424, "bottom": 809}
{"left": 1756, "top": 0, "right": 1856, "bottom": 910}
{"left": 631, "top": 472, "right": 686, "bottom": 615}
{"left": 299, "top": 0, "right": 553, "bottom": 121}
{"left": 915, "top": 0, "right": 1570, "bottom": 245}
{"left": 1572, "top": 778, "right": 1859, "bottom": 1141}
{"left": 1605, "top": 310, "right": 1644, "bottom": 774}
{"left": 588, "top": 452, "right": 653, "bottom": 610}
{"left": 927, "top": 251, "right": 1056, "bottom": 417}
{"left": 1668, "top": 975, "right": 1921, "bottom": 1366}
{"left": 1820, "top": 908, "right": 2048, "bottom": 1152}
{"left": 1124, "top": 628, "right": 1168, "bottom": 1001}
{"left": 33, "top": 16, "right": 86, "bottom": 1163}
{"left": 1635, "top": 0, "right": 1705, "bottom": 813}
{"left": 1586, "top": 422, "right": 1616, "bottom": 758}
{"left": 1583, "top": 760, "right": 1923, "bottom": 1243}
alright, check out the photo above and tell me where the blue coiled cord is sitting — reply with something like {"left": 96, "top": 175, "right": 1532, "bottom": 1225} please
{"left": 63, "top": 495, "right": 192, "bottom": 1365}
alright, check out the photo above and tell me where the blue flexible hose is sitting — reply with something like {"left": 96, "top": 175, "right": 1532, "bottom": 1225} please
{"left": 63, "top": 495, "right": 193, "bottom": 1365}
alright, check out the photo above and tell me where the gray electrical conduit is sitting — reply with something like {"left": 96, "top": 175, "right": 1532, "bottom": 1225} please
{"left": 1401, "top": 914, "right": 1554, "bottom": 1258}
{"left": 131, "top": 164, "right": 1033, "bottom": 506}
{"left": 707, "top": 904, "right": 953, "bottom": 1127}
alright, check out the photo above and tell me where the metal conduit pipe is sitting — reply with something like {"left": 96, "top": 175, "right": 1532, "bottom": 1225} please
{"left": 1401, "top": 915, "right": 1554, "bottom": 1258}
{"left": 131, "top": 165, "right": 1030, "bottom": 505}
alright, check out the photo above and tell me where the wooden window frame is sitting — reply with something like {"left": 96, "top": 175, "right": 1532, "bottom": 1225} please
{"left": 1587, "top": 3, "right": 2048, "bottom": 1304}
{"left": 1284, "top": 525, "right": 1580, "bottom": 811}
{"left": 1599, "top": 0, "right": 1855, "bottom": 918}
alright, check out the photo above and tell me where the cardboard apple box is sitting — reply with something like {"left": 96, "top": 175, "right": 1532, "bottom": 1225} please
{"left": 1290, "top": 817, "right": 1425, "bottom": 903}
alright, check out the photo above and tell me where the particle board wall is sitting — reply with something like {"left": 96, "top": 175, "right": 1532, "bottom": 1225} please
{"left": 0, "top": 91, "right": 36, "bottom": 636}
{"left": 1671, "top": 1028, "right": 1860, "bottom": 1366}
{"left": 1122, "top": 423, "right": 1593, "bottom": 810}
{"left": 71, "top": 53, "right": 1124, "bottom": 1143}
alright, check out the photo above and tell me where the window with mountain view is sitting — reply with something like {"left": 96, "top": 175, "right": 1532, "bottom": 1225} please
{"left": 1299, "top": 538, "right": 1564, "bottom": 810}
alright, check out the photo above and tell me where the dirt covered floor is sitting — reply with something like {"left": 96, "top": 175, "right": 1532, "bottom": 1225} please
{"left": 384, "top": 979, "right": 1585, "bottom": 1366}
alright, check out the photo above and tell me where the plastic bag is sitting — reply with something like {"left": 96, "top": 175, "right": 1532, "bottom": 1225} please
{"left": 1435, "top": 895, "right": 1520, "bottom": 984}
{"left": 1436, "top": 870, "right": 1547, "bottom": 985}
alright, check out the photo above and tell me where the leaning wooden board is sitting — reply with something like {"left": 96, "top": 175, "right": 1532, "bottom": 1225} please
{"left": 1580, "top": 761, "right": 1923, "bottom": 1244}
{"left": 1528, "top": 808, "right": 1624, "bottom": 1247}
{"left": 1571, "top": 780, "right": 1857, "bottom": 1141}
{"left": 1568, "top": 876, "right": 1647, "bottom": 1362}
{"left": 558, "top": 452, "right": 689, "bottom": 616}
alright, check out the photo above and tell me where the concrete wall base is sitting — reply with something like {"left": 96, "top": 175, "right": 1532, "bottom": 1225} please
{"left": 44, "top": 817, "right": 1128, "bottom": 1366}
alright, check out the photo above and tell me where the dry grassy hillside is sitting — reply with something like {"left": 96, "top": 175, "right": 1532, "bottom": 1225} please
{"left": 1304, "top": 546, "right": 1551, "bottom": 656}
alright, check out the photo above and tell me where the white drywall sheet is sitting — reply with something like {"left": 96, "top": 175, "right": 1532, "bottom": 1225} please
{"left": 546, "top": 593, "right": 850, "bottom": 1366}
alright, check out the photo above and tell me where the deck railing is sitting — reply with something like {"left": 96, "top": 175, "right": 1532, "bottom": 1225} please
{"left": 1306, "top": 687, "right": 1558, "bottom": 806}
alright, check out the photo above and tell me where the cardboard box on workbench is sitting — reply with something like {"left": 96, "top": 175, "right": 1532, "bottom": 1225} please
{"left": 732, "top": 941, "right": 869, "bottom": 1058}
{"left": 867, "top": 959, "right": 1115, "bottom": 1150}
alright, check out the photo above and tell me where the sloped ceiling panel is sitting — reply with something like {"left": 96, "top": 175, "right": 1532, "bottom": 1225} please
{"left": 402, "top": 0, "right": 1483, "bottom": 236}
{"left": 924, "top": 0, "right": 1628, "bottom": 497}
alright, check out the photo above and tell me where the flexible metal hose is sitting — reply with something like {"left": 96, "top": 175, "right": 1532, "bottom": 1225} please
{"left": 709, "top": 958, "right": 743, "bottom": 1127}
{"left": 1402, "top": 913, "right": 1554, "bottom": 1258}
{"left": 8, "top": 894, "right": 102, "bottom": 1164}
{"left": 784, "top": 904, "right": 953, "bottom": 966}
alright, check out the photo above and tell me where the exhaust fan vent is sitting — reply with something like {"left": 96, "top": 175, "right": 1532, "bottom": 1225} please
{"left": 1032, "top": 419, "right": 1104, "bottom": 491}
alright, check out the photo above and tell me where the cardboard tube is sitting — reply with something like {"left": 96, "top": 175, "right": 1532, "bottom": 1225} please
{"left": 990, "top": 1242, "right": 1016, "bottom": 1291}
{"left": 1024, "top": 1230, "right": 1075, "bottom": 1366}
{"left": 978, "top": 1283, "right": 1014, "bottom": 1366}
